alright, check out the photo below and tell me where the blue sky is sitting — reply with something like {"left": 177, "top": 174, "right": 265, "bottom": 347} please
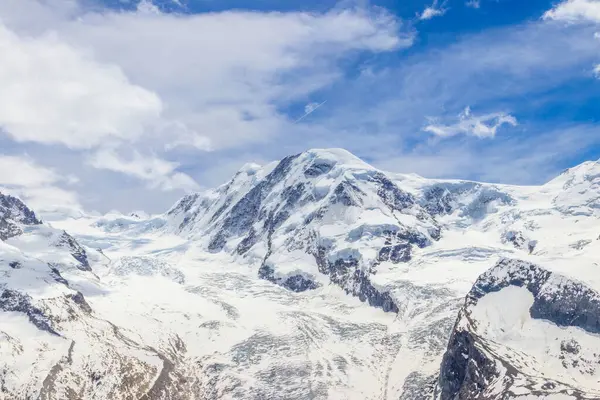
{"left": 0, "top": 0, "right": 599, "bottom": 214}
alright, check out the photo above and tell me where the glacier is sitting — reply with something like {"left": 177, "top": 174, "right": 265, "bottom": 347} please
{"left": 1, "top": 148, "right": 600, "bottom": 399}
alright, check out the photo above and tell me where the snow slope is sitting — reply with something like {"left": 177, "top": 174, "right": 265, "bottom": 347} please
{"left": 2, "top": 151, "right": 600, "bottom": 399}
{"left": 436, "top": 259, "right": 600, "bottom": 399}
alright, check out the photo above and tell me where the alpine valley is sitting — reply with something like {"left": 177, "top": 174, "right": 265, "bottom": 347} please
{"left": 1, "top": 148, "right": 600, "bottom": 400}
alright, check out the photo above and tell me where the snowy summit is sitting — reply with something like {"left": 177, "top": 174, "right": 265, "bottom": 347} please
{"left": 1, "top": 0, "right": 600, "bottom": 398}
{"left": 1, "top": 148, "right": 600, "bottom": 399}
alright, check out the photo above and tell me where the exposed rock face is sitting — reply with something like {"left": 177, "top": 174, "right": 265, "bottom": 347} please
{"left": 165, "top": 149, "right": 441, "bottom": 312}
{"left": 502, "top": 230, "right": 537, "bottom": 253}
{"left": 0, "top": 289, "right": 58, "bottom": 335}
{"left": 421, "top": 182, "right": 514, "bottom": 220}
{"left": 258, "top": 264, "right": 319, "bottom": 292}
{"left": 435, "top": 259, "right": 600, "bottom": 399}
{"left": 208, "top": 154, "right": 301, "bottom": 252}
{"left": 54, "top": 231, "right": 91, "bottom": 271}
{"left": 0, "top": 192, "right": 41, "bottom": 240}
{"left": 4, "top": 149, "right": 600, "bottom": 399}
{"left": 0, "top": 196, "right": 175, "bottom": 400}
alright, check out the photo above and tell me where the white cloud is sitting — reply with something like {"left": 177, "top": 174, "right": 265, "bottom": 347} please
{"left": 0, "top": 155, "right": 81, "bottom": 214}
{"left": 292, "top": 101, "right": 327, "bottom": 123}
{"left": 420, "top": 1, "right": 446, "bottom": 20}
{"left": 0, "top": 23, "right": 162, "bottom": 149}
{"left": 0, "top": 155, "right": 61, "bottom": 187}
{"left": 373, "top": 124, "right": 600, "bottom": 185}
{"left": 17, "top": 186, "right": 82, "bottom": 216}
{"left": 544, "top": 2, "right": 600, "bottom": 79}
{"left": 466, "top": 0, "right": 481, "bottom": 9}
{"left": 137, "top": 0, "right": 161, "bottom": 14}
{"left": 544, "top": 0, "right": 600, "bottom": 23}
{"left": 305, "top": 102, "right": 321, "bottom": 114}
{"left": 48, "top": 6, "right": 408, "bottom": 151}
{"left": 420, "top": 7, "right": 445, "bottom": 20}
{"left": 87, "top": 149, "right": 200, "bottom": 192}
{"left": 0, "top": 1, "right": 409, "bottom": 211}
{"left": 424, "top": 107, "right": 517, "bottom": 138}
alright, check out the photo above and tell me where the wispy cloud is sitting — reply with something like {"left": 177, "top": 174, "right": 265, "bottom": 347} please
{"left": 272, "top": 19, "right": 600, "bottom": 186}
{"left": 0, "top": 0, "right": 409, "bottom": 212}
{"left": 424, "top": 107, "right": 517, "bottom": 138}
{"left": 87, "top": 149, "right": 200, "bottom": 192}
{"left": 420, "top": 2, "right": 447, "bottom": 20}
{"left": 375, "top": 124, "right": 600, "bottom": 184}
{"left": 466, "top": 0, "right": 481, "bottom": 9}
{"left": 293, "top": 101, "right": 327, "bottom": 124}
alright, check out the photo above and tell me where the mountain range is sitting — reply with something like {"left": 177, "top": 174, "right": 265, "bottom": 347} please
{"left": 1, "top": 148, "right": 599, "bottom": 399}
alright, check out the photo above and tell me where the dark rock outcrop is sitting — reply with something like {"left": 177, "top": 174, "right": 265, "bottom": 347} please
{"left": 435, "top": 259, "right": 600, "bottom": 399}
{"left": 468, "top": 259, "right": 600, "bottom": 335}
{"left": 54, "top": 231, "right": 91, "bottom": 271}
{"left": 371, "top": 172, "right": 415, "bottom": 212}
{"left": 0, "top": 192, "right": 41, "bottom": 240}
{"left": 208, "top": 154, "right": 301, "bottom": 252}
{"left": 421, "top": 183, "right": 514, "bottom": 220}
{"left": 0, "top": 290, "right": 58, "bottom": 335}
{"left": 258, "top": 264, "right": 319, "bottom": 293}
{"left": 313, "top": 248, "right": 399, "bottom": 313}
{"left": 169, "top": 150, "right": 442, "bottom": 312}
{"left": 304, "top": 162, "right": 333, "bottom": 177}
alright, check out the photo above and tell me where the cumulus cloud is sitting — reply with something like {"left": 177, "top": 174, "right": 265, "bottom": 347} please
{"left": 47, "top": 5, "right": 408, "bottom": 152}
{"left": 137, "top": 0, "right": 161, "bottom": 14}
{"left": 544, "top": 0, "right": 600, "bottom": 23}
{"left": 0, "top": 23, "right": 162, "bottom": 149}
{"left": 424, "top": 107, "right": 517, "bottom": 138}
{"left": 87, "top": 149, "right": 200, "bottom": 192}
{"left": 0, "top": 0, "right": 409, "bottom": 211}
{"left": 544, "top": 1, "right": 600, "bottom": 79}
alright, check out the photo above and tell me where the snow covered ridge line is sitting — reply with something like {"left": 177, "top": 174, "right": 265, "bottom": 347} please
{"left": 467, "top": 258, "right": 600, "bottom": 334}
{"left": 164, "top": 149, "right": 442, "bottom": 312}
{"left": 435, "top": 258, "right": 600, "bottom": 399}
{"left": 159, "top": 148, "right": 600, "bottom": 313}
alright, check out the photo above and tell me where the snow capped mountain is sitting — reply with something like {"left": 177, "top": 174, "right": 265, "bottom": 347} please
{"left": 1, "top": 149, "right": 600, "bottom": 399}
{"left": 165, "top": 149, "right": 440, "bottom": 311}
{"left": 0, "top": 192, "right": 41, "bottom": 240}
{"left": 547, "top": 160, "right": 600, "bottom": 217}
{"left": 0, "top": 193, "right": 168, "bottom": 399}
{"left": 436, "top": 258, "right": 600, "bottom": 399}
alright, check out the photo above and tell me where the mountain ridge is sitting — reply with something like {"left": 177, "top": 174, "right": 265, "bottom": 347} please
{"left": 3, "top": 148, "right": 598, "bottom": 399}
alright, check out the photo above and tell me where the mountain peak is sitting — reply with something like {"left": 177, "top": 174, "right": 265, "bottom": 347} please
{"left": 163, "top": 148, "right": 440, "bottom": 311}
{"left": 0, "top": 192, "right": 42, "bottom": 240}
{"left": 235, "top": 162, "right": 263, "bottom": 176}
{"left": 547, "top": 159, "right": 600, "bottom": 186}
{"left": 300, "top": 148, "right": 374, "bottom": 170}
{"left": 544, "top": 158, "right": 600, "bottom": 216}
